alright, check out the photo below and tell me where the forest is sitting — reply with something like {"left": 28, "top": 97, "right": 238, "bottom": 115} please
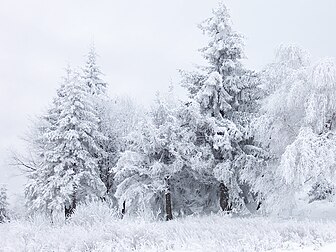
{"left": 1, "top": 2, "right": 336, "bottom": 251}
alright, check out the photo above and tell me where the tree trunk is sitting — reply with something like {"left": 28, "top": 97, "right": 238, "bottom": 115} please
{"left": 165, "top": 177, "right": 173, "bottom": 221}
{"left": 65, "top": 191, "right": 76, "bottom": 219}
{"left": 219, "top": 182, "right": 231, "bottom": 212}
{"left": 65, "top": 203, "right": 75, "bottom": 219}
{"left": 121, "top": 200, "right": 126, "bottom": 219}
{"left": 50, "top": 209, "right": 54, "bottom": 224}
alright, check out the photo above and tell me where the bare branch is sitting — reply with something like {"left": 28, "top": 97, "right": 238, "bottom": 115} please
{"left": 10, "top": 151, "right": 38, "bottom": 173}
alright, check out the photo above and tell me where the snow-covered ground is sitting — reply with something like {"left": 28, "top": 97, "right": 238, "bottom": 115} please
{"left": 1, "top": 202, "right": 336, "bottom": 252}
{"left": 298, "top": 243, "right": 336, "bottom": 252}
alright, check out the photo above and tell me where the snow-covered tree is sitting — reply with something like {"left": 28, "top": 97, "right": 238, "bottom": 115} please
{"left": 96, "top": 95, "right": 144, "bottom": 204}
{"left": 173, "top": 100, "right": 225, "bottom": 213}
{"left": 0, "top": 185, "right": 9, "bottom": 223}
{"left": 250, "top": 45, "right": 311, "bottom": 213}
{"left": 114, "top": 90, "right": 182, "bottom": 220}
{"left": 24, "top": 67, "right": 73, "bottom": 216}
{"left": 82, "top": 44, "right": 107, "bottom": 96}
{"left": 180, "top": 2, "right": 263, "bottom": 212}
{"left": 305, "top": 58, "right": 336, "bottom": 134}
{"left": 107, "top": 95, "right": 144, "bottom": 141}
{"left": 80, "top": 45, "right": 115, "bottom": 202}
{"left": 25, "top": 68, "right": 106, "bottom": 218}
{"left": 255, "top": 46, "right": 336, "bottom": 214}
{"left": 255, "top": 45, "right": 310, "bottom": 156}
{"left": 277, "top": 59, "right": 336, "bottom": 209}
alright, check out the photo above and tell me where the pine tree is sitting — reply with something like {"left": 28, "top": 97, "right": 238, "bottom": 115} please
{"left": 25, "top": 68, "right": 106, "bottom": 217}
{"left": 0, "top": 185, "right": 9, "bottom": 223}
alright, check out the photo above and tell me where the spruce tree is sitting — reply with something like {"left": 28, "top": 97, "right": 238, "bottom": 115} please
{"left": 181, "top": 2, "right": 263, "bottom": 212}
{"left": 81, "top": 45, "right": 117, "bottom": 201}
{"left": 82, "top": 44, "right": 107, "bottom": 96}
{"left": 26, "top": 68, "right": 106, "bottom": 217}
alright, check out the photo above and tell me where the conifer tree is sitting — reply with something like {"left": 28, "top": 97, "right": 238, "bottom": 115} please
{"left": 81, "top": 44, "right": 118, "bottom": 202}
{"left": 25, "top": 68, "right": 106, "bottom": 217}
{"left": 180, "top": 2, "right": 262, "bottom": 212}
{"left": 82, "top": 44, "right": 107, "bottom": 96}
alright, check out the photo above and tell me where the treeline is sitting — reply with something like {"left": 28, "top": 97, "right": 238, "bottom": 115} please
{"left": 15, "top": 2, "right": 336, "bottom": 221}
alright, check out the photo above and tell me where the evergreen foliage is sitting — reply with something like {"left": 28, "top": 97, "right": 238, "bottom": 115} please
{"left": 25, "top": 68, "right": 106, "bottom": 216}
{"left": 19, "top": 2, "right": 336, "bottom": 220}
{"left": 180, "top": 2, "right": 263, "bottom": 212}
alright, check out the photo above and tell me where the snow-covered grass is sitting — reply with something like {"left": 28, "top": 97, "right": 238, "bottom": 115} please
{"left": 1, "top": 202, "right": 336, "bottom": 252}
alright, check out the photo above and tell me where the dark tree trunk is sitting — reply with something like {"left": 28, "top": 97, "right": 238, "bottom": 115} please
{"left": 219, "top": 182, "right": 231, "bottom": 212}
{"left": 102, "top": 176, "right": 111, "bottom": 202}
{"left": 121, "top": 200, "right": 126, "bottom": 219}
{"left": 256, "top": 201, "right": 262, "bottom": 211}
{"left": 65, "top": 191, "right": 76, "bottom": 219}
{"left": 65, "top": 203, "right": 75, "bottom": 219}
{"left": 165, "top": 177, "right": 173, "bottom": 221}
{"left": 50, "top": 209, "right": 54, "bottom": 224}
{"left": 101, "top": 169, "right": 113, "bottom": 202}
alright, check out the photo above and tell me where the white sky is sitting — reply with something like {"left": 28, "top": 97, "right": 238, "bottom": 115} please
{"left": 1, "top": 0, "right": 336, "bottom": 203}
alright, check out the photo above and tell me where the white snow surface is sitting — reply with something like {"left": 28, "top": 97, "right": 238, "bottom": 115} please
{"left": 1, "top": 202, "right": 336, "bottom": 252}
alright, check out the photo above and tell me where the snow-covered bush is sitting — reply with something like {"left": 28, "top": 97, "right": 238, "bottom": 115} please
{"left": 69, "top": 201, "right": 118, "bottom": 226}
{"left": 1, "top": 214, "right": 336, "bottom": 251}
{"left": 308, "top": 181, "right": 335, "bottom": 203}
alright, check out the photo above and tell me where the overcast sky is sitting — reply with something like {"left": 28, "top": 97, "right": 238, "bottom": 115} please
{"left": 1, "top": 0, "right": 336, "bottom": 202}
